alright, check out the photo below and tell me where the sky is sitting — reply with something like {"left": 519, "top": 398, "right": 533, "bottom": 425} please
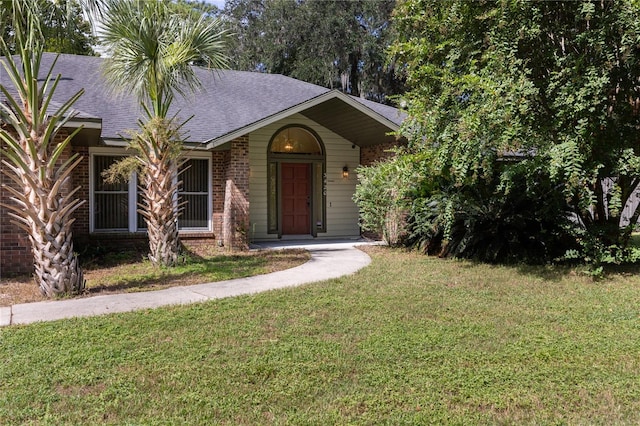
{"left": 204, "top": 0, "right": 226, "bottom": 9}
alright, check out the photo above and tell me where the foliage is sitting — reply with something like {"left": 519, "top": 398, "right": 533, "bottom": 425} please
{"left": 354, "top": 151, "right": 426, "bottom": 245}
{"left": 388, "top": 0, "right": 640, "bottom": 266}
{"left": 100, "top": 0, "right": 229, "bottom": 119}
{"left": 407, "top": 160, "right": 576, "bottom": 264}
{"left": 172, "top": 0, "right": 222, "bottom": 18}
{"left": 562, "top": 224, "right": 640, "bottom": 277}
{"left": 1, "top": 0, "right": 97, "bottom": 55}
{"left": 223, "top": 0, "right": 404, "bottom": 103}
{"left": 3, "top": 247, "right": 640, "bottom": 423}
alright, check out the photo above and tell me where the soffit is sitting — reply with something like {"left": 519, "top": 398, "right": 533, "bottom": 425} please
{"left": 300, "top": 97, "right": 399, "bottom": 147}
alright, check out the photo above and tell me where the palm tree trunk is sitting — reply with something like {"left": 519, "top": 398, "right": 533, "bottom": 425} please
{"left": 30, "top": 217, "right": 84, "bottom": 297}
{"left": 140, "top": 162, "right": 181, "bottom": 267}
{"left": 2, "top": 143, "right": 86, "bottom": 297}
{"left": 136, "top": 121, "right": 182, "bottom": 267}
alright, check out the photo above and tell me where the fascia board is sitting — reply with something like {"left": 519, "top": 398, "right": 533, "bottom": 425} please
{"left": 102, "top": 137, "right": 210, "bottom": 151}
{"left": 63, "top": 118, "right": 102, "bottom": 129}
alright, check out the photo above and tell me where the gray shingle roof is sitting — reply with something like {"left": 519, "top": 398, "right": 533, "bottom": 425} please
{"left": 1, "top": 53, "right": 404, "bottom": 144}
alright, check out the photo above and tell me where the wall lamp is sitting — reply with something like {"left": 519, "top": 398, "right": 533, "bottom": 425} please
{"left": 342, "top": 165, "right": 349, "bottom": 179}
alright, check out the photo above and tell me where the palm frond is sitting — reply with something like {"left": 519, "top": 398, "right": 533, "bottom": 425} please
{"left": 99, "top": 0, "right": 229, "bottom": 117}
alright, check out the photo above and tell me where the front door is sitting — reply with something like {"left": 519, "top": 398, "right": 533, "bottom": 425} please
{"left": 281, "top": 163, "right": 310, "bottom": 235}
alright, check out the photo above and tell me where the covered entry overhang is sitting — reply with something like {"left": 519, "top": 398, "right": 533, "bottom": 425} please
{"left": 204, "top": 90, "right": 405, "bottom": 150}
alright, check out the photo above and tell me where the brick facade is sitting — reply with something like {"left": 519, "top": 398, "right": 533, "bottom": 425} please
{"left": 2, "top": 127, "right": 395, "bottom": 276}
{"left": 212, "top": 150, "right": 230, "bottom": 240}
{"left": 72, "top": 146, "right": 90, "bottom": 240}
{"left": 0, "top": 148, "right": 31, "bottom": 275}
{"left": 1, "top": 136, "right": 32, "bottom": 275}
{"left": 360, "top": 139, "right": 405, "bottom": 167}
{"left": 222, "top": 136, "right": 250, "bottom": 249}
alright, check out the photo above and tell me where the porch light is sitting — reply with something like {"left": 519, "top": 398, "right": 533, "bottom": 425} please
{"left": 342, "top": 166, "right": 349, "bottom": 179}
{"left": 284, "top": 128, "right": 294, "bottom": 151}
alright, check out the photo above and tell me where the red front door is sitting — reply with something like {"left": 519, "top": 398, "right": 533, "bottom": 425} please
{"left": 281, "top": 163, "right": 310, "bottom": 235}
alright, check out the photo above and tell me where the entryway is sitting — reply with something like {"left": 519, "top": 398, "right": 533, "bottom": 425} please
{"left": 267, "top": 125, "right": 326, "bottom": 238}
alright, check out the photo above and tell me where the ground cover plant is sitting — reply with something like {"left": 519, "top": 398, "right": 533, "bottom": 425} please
{"left": 2, "top": 246, "right": 640, "bottom": 424}
{"left": 0, "top": 248, "right": 310, "bottom": 307}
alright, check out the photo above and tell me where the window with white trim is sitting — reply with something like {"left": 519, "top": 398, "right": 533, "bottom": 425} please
{"left": 90, "top": 149, "right": 212, "bottom": 233}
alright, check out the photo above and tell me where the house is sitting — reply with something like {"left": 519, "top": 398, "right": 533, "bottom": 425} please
{"left": 0, "top": 53, "right": 405, "bottom": 275}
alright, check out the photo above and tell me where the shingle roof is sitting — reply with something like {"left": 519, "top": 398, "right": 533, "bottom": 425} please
{"left": 1, "top": 53, "right": 405, "bottom": 145}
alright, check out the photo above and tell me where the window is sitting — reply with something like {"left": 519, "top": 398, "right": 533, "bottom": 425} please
{"left": 90, "top": 150, "right": 211, "bottom": 232}
{"left": 270, "top": 127, "right": 323, "bottom": 155}
{"left": 268, "top": 162, "right": 278, "bottom": 233}
{"left": 178, "top": 159, "right": 210, "bottom": 229}
{"left": 93, "top": 155, "right": 129, "bottom": 231}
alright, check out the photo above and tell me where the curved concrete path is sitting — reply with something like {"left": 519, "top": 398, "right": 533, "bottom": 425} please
{"left": 0, "top": 240, "right": 376, "bottom": 327}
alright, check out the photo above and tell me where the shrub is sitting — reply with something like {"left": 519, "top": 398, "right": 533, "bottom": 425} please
{"left": 354, "top": 152, "right": 427, "bottom": 246}
{"left": 407, "top": 159, "right": 578, "bottom": 264}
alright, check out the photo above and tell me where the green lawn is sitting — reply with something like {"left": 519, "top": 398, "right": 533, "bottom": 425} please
{"left": 2, "top": 247, "right": 640, "bottom": 424}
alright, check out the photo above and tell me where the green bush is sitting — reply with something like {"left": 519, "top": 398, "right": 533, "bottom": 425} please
{"left": 356, "top": 151, "right": 640, "bottom": 271}
{"left": 354, "top": 152, "right": 427, "bottom": 246}
{"left": 406, "top": 159, "right": 578, "bottom": 264}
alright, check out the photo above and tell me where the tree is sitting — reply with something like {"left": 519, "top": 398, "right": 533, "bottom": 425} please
{"left": 381, "top": 0, "right": 640, "bottom": 266}
{"left": 173, "top": 0, "right": 222, "bottom": 18}
{"left": 0, "top": 2, "right": 86, "bottom": 296}
{"left": 1, "top": 0, "right": 98, "bottom": 55}
{"left": 223, "top": 0, "right": 403, "bottom": 103}
{"left": 99, "top": 0, "right": 228, "bottom": 267}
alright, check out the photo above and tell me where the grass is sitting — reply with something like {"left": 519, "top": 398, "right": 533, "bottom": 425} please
{"left": 0, "top": 247, "right": 310, "bottom": 306}
{"left": 2, "top": 246, "right": 640, "bottom": 424}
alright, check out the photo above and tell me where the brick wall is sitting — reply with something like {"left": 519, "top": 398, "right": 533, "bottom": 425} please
{"left": 360, "top": 139, "right": 405, "bottom": 167}
{"left": 212, "top": 150, "right": 230, "bottom": 239}
{"left": 72, "top": 146, "right": 90, "bottom": 241}
{"left": 1, "top": 136, "right": 32, "bottom": 275}
{"left": 222, "top": 136, "right": 250, "bottom": 249}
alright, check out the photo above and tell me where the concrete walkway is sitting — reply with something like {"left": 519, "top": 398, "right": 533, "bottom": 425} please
{"left": 0, "top": 240, "right": 376, "bottom": 327}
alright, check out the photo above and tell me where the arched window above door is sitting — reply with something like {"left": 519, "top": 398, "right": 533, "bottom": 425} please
{"left": 269, "top": 126, "right": 323, "bottom": 155}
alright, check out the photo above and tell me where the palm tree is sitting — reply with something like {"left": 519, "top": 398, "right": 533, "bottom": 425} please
{"left": 99, "top": 0, "right": 228, "bottom": 267}
{"left": 0, "top": 2, "right": 86, "bottom": 296}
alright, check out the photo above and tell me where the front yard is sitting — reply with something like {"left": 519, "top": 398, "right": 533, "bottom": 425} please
{"left": 2, "top": 246, "right": 640, "bottom": 424}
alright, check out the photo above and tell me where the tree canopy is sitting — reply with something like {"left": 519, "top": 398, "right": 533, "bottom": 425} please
{"left": 357, "top": 0, "right": 640, "bottom": 270}
{"left": 223, "top": 0, "right": 403, "bottom": 104}
{"left": 1, "top": 0, "right": 97, "bottom": 55}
